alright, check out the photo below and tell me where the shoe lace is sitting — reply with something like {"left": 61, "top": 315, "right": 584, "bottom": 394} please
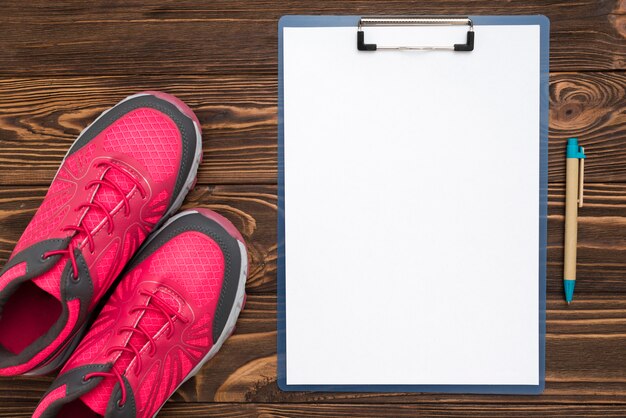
{"left": 82, "top": 290, "right": 189, "bottom": 407}
{"left": 41, "top": 161, "right": 146, "bottom": 279}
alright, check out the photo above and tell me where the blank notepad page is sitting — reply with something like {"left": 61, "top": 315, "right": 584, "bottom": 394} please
{"left": 283, "top": 23, "right": 541, "bottom": 386}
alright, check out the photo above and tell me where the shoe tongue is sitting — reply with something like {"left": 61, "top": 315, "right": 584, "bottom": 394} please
{"left": 79, "top": 288, "right": 183, "bottom": 415}
{"left": 31, "top": 168, "right": 137, "bottom": 303}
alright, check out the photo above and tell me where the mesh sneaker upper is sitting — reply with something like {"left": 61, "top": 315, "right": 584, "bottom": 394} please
{"left": 63, "top": 231, "right": 226, "bottom": 416}
{"left": 0, "top": 92, "right": 199, "bottom": 377}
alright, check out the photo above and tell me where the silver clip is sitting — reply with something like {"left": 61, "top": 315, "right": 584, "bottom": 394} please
{"left": 357, "top": 16, "right": 474, "bottom": 52}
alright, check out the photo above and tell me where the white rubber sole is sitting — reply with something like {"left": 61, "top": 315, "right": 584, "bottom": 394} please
{"left": 25, "top": 93, "right": 203, "bottom": 376}
{"left": 151, "top": 212, "right": 249, "bottom": 418}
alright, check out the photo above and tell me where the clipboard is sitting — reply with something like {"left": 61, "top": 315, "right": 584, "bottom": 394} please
{"left": 277, "top": 15, "right": 549, "bottom": 394}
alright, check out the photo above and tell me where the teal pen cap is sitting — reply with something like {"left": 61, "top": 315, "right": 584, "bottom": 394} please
{"left": 566, "top": 138, "right": 586, "bottom": 159}
{"left": 564, "top": 280, "right": 575, "bottom": 304}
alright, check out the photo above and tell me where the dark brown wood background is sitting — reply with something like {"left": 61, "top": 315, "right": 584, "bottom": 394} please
{"left": 0, "top": 1, "right": 624, "bottom": 416}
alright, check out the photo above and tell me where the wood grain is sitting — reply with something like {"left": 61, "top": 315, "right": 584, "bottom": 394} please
{"left": 2, "top": 295, "right": 626, "bottom": 406}
{"left": 0, "top": 72, "right": 624, "bottom": 185}
{"left": 3, "top": 403, "right": 626, "bottom": 418}
{"left": 549, "top": 72, "right": 626, "bottom": 182}
{"left": 2, "top": 183, "right": 626, "bottom": 295}
{"left": 0, "top": 77, "right": 277, "bottom": 185}
{"left": 0, "top": 1, "right": 625, "bottom": 415}
{"left": 548, "top": 182, "right": 626, "bottom": 293}
{"left": 0, "top": 1, "right": 624, "bottom": 75}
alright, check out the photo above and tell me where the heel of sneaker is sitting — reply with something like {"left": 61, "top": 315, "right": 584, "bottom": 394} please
{"left": 192, "top": 208, "right": 246, "bottom": 245}
{"left": 136, "top": 91, "right": 201, "bottom": 128}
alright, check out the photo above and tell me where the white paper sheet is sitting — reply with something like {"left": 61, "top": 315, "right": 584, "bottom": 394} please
{"left": 283, "top": 24, "right": 540, "bottom": 385}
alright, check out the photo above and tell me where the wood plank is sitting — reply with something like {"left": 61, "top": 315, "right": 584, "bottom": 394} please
{"left": 2, "top": 295, "right": 626, "bottom": 405}
{"left": 139, "top": 403, "right": 626, "bottom": 417}
{"left": 548, "top": 182, "right": 626, "bottom": 293}
{"left": 3, "top": 403, "right": 626, "bottom": 418}
{"left": 0, "top": 1, "right": 624, "bottom": 75}
{"left": 0, "top": 76, "right": 277, "bottom": 185}
{"left": 0, "top": 72, "right": 624, "bottom": 185}
{"left": 2, "top": 182, "right": 626, "bottom": 294}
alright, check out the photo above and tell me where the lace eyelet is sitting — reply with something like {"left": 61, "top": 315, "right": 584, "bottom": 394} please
{"left": 117, "top": 400, "right": 125, "bottom": 409}
{"left": 82, "top": 376, "right": 91, "bottom": 384}
{"left": 72, "top": 275, "right": 80, "bottom": 282}
{"left": 40, "top": 254, "right": 48, "bottom": 261}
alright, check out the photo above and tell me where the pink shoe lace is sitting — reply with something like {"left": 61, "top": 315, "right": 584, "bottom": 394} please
{"left": 83, "top": 290, "right": 189, "bottom": 406}
{"left": 42, "top": 161, "right": 146, "bottom": 279}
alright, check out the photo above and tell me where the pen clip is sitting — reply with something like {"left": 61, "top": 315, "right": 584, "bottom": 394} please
{"left": 578, "top": 147, "right": 585, "bottom": 208}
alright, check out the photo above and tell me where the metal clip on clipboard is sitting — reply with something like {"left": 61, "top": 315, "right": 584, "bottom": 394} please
{"left": 357, "top": 16, "right": 474, "bottom": 52}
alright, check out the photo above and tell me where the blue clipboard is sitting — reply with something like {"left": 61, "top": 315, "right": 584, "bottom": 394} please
{"left": 277, "top": 15, "right": 549, "bottom": 394}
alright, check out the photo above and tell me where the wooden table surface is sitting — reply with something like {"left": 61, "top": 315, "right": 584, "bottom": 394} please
{"left": 0, "top": 1, "right": 625, "bottom": 416}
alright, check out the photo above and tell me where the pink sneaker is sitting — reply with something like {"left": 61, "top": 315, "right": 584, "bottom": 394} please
{"left": 0, "top": 92, "right": 202, "bottom": 376}
{"left": 33, "top": 209, "right": 248, "bottom": 418}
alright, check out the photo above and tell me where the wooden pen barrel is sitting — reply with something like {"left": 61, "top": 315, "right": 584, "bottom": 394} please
{"left": 564, "top": 158, "right": 579, "bottom": 280}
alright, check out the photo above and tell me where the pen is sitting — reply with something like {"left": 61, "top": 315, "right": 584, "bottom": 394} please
{"left": 564, "top": 138, "right": 586, "bottom": 304}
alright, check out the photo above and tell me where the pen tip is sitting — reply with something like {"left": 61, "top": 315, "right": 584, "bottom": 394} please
{"left": 564, "top": 280, "right": 575, "bottom": 305}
